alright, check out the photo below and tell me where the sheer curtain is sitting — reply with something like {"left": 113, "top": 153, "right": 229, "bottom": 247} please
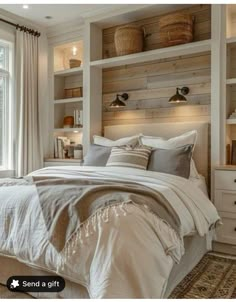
{"left": 15, "top": 30, "right": 43, "bottom": 176}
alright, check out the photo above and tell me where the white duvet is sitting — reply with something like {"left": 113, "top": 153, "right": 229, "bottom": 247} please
{"left": 0, "top": 166, "right": 220, "bottom": 298}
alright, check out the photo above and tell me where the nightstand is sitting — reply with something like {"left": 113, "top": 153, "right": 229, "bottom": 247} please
{"left": 213, "top": 166, "right": 236, "bottom": 255}
{"left": 44, "top": 158, "right": 83, "bottom": 167}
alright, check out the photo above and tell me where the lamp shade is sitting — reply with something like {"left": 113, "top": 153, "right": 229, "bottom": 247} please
{"left": 168, "top": 88, "right": 188, "bottom": 103}
{"left": 109, "top": 94, "right": 127, "bottom": 107}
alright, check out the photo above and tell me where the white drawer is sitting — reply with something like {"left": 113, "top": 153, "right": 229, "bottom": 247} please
{"left": 216, "top": 215, "right": 236, "bottom": 245}
{"left": 215, "top": 170, "right": 236, "bottom": 191}
{"left": 215, "top": 190, "right": 236, "bottom": 213}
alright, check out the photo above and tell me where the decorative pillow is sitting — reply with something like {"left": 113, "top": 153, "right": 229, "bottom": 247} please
{"left": 106, "top": 145, "right": 152, "bottom": 170}
{"left": 83, "top": 144, "right": 111, "bottom": 166}
{"left": 139, "top": 130, "right": 200, "bottom": 179}
{"left": 93, "top": 134, "right": 140, "bottom": 148}
{"left": 147, "top": 144, "right": 194, "bottom": 179}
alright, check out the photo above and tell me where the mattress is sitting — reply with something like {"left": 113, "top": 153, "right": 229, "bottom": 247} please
{"left": 0, "top": 234, "right": 209, "bottom": 299}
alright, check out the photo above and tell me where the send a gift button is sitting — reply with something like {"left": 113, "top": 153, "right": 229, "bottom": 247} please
{"left": 7, "top": 276, "right": 65, "bottom": 292}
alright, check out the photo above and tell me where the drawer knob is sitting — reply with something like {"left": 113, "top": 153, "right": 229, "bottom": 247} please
{"left": 235, "top": 228, "right": 236, "bottom": 232}
{"left": 234, "top": 201, "right": 236, "bottom": 205}
{"left": 234, "top": 179, "right": 236, "bottom": 183}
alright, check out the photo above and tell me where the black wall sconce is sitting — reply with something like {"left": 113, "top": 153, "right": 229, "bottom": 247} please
{"left": 109, "top": 93, "right": 129, "bottom": 107}
{"left": 168, "top": 87, "right": 190, "bottom": 104}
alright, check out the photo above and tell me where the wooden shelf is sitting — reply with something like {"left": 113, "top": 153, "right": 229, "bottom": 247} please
{"left": 53, "top": 128, "right": 83, "bottom": 132}
{"left": 90, "top": 40, "right": 211, "bottom": 69}
{"left": 54, "top": 67, "right": 83, "bottom": 77}
{"left": 226, "top": 118, "right": 236, "bottom": 124}
{"left": 227, "top": 37, "right": 236, "bottom": 45}
{"left": 54, "top": 97, "right": 83, "bottom": 104}
{"left": 226, "top": 78, "right": 236, "bottom": 85}
{"left": 44, "top": 158, "right": 83, "bottom": 163}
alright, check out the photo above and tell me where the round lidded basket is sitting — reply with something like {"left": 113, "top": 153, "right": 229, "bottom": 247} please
{"left": 114, "top": 25, "right": 144, "bottom": 56}
{"left": 159, "top": 13, "right": 194, "bottom": 47}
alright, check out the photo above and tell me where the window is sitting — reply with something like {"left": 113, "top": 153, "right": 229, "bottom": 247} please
{"left": 0, "top": 40, "right": 13, "bottom": 170}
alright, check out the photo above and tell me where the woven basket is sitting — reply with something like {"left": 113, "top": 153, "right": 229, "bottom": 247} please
{"left": 114, "top": 25, "right": 144, "bottom": 56}
{"left": 69, "top": 59, "right": 81, "bottom": 69}
{"left": 159, "top": 13, "right": 194, "bottom": 47}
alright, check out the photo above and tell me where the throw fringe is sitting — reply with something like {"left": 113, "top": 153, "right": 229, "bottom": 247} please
{"left": 57, "top": 201, "right": 183, "bottom": 271}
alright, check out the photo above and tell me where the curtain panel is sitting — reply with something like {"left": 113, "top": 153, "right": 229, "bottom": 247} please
{"left": 15, "top": 30, "right": 43, "bottom": 176}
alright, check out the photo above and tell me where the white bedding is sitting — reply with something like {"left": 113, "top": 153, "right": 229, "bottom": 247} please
{"left": 0, "top": 166, "right": 220, "bottom": 298}
{"left": 190, "top": 175, "right": 208, "bottom": 196}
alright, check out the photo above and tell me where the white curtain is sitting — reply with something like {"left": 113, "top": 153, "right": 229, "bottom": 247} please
{"left": 15, "top": 30, "right": 43, "bottom": 176}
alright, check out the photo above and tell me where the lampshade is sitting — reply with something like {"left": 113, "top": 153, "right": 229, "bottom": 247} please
{"left": 168, "top": 87, "right": 189, "bottom": 104}
{"left": 109, "top": 93, "right": 128, "bottom": 107}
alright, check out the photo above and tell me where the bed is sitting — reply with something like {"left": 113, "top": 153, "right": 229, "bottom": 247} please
{"left": 0, "top": 121, "right": 220, "bottom": 299}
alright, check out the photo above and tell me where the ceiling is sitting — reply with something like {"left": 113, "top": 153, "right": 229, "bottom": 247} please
{"left": 0, "top": 4, "right": 123, "bottom": 28}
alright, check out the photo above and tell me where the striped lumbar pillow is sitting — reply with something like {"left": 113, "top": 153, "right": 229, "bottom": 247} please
{"left": 106, "top": 145, "right": 152, "bottom": 170}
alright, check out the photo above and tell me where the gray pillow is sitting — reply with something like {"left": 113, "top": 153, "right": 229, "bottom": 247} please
{"left": 147, "top": 144, "right": 193, "bottom": 179}
{"left": 83, "top": 144, "right": 111, "bottom": 166}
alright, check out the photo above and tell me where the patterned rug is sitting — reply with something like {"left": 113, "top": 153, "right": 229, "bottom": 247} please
{"left": 170, "top": 252, "right": 236, "bottom": 298}
{"left": 0, "top": 283, "right": 32, "bottom": 299}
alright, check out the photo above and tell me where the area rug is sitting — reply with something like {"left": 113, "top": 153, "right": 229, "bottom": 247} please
{"left": 170, "top": 252, "right": 236, "bottom": 298}
{"left": 0, "top": 283, "right": 33, "bottom": 299}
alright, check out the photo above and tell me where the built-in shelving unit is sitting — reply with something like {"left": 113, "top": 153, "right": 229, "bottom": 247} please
{"left": 90, "top": 40, "right": 211, "bottom": 69}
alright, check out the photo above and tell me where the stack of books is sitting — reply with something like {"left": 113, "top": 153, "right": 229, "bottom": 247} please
{"left": 54, "top": 136, "right": 70, "bottom": 159}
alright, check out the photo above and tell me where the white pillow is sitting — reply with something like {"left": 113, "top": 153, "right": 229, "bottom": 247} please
{"left": 139, "top": 130, "right": 197, "bottom": 150}
{"left": 140, "top": 130, "right": 200, "bottom": 179}
{"left": 93, "top": 134, "right": 140, "bottom": 148}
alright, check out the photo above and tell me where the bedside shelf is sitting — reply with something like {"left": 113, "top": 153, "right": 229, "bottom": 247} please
{"left": 44, "top": 158, "right": 83, "bottom": 163}
{"left": 54, "top": 67, "right": 83, "bottom": 77}
{"left": 226, "top": 119, "right": 236, "bottom": 124}
{"left": 226, "top": 78, "right": 236, "bottom": 85}
{"left": 54, "top": 97, "right": 83, "bottom": 104}
{"left": 53, "top": 128, "right": 83, "bottom": 132}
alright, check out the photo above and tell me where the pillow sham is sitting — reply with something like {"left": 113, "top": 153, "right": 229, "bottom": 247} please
{"left": 93, "top": 134, "right": 140, "bottom": 148}
{"left": 147, "top": 144, "right": 193, "bottom": 179}
{"left": 139, "top": 130, "right": 200, "bottom": 179}
{"left": 83, "top": 144, "right": 111, "bottom": 166}
{"left": 139, "top": 130, "right": 197, "bottom": 150}
{"left": 106, "top": 145, "right": 152, "bottom": 170}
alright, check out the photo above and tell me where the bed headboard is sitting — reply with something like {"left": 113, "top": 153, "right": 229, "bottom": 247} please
{"left": 104, "top": 121, "right": 209, "bottom": 179}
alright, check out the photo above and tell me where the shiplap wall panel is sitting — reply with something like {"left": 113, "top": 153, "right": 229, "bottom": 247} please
{"left": 102, "top": 5, "right": 211, "bottom": 130}
{"left": 103, "top": 4, "right": 211, "bottom": 59}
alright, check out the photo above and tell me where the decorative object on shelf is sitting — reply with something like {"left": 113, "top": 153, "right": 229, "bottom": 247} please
{"left": 69, "top": 59, "right": 81, "bottom": 69}
{"left": 109, "top": 93, "right": 129, "bottom": 107}
{"left": 159, "top": 13, "right": 194, "bottom": 47}
{"left": 67, "top": 142, "right": 75, "bottom": 158}
{"left": 64, "top": 87, "right": 83, "bottom": 99}
{"left": 73, "top": 109, "right": 83, "bottom": 127}
{"left": 74, "top": 144, "right": 83, "bottom": 160}
{"left": 228, "top": 109, "right": 236, "bottom": 120}
{"left": 231, "top": 140, "right": 236, "bottom": 165}
{"left": 168, "top": 87, "right": 190, "bottom": 103}
{"left": 114, "top": 25, "right": 144, "bottom": 56}
{"left": 63, "top": 116, "right": 74, "bottom": 128}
